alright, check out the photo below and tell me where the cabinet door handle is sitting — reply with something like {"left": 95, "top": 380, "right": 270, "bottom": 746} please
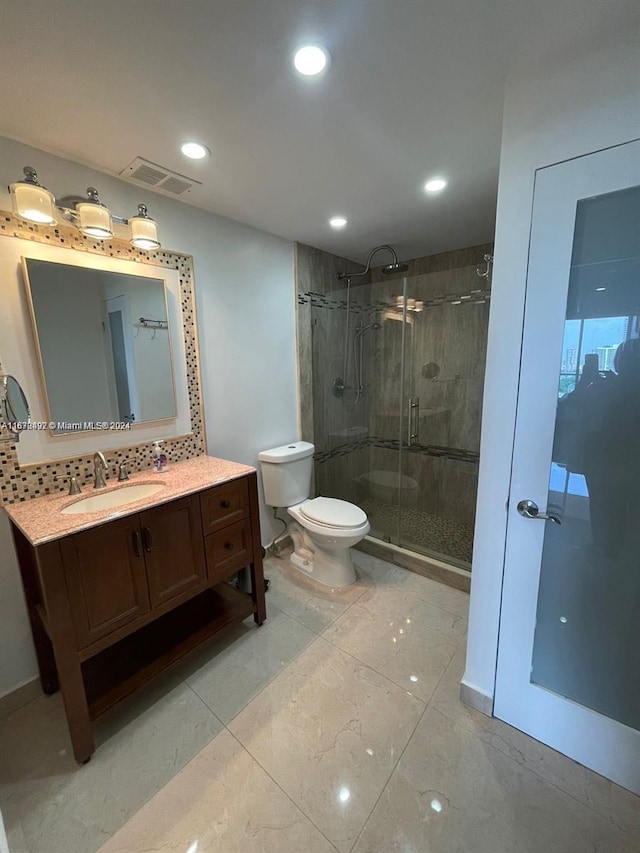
{"left": 132, "top": 529, "right": 142, "bottom": 558}
{"left": 142, "top": 527, "right": 153, "bottom": 553}
{"left": 224, "top": 541, "right": 235, "bottom": 551}
{"left": 220, "top": 499, "right": 231, "bottom": 509}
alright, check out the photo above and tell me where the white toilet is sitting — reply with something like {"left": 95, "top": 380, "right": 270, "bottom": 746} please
{"left": 258, "top": 441, "right": 370, "bottom": 588}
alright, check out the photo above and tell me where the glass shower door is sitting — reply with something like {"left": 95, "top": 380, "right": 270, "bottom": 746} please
{"left": 358, "top": 276, "right": 409, "bottom": 545}
{"left": 397, "top": 266, "right": 488, "bottom": 569}
{"left": 309, "top": 258, "right": 488, "bottom": 572}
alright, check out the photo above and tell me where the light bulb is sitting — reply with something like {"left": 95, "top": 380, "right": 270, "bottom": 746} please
{"left": 294, "top": 45, "right": 329, "bottom": 76}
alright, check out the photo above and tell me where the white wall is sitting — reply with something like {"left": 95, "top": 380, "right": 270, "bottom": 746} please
{"left": 0, "top": 136, "right": 298, "bottom": 699}
{"left": 464, "top": 30, "right": 640, "bottom": 704}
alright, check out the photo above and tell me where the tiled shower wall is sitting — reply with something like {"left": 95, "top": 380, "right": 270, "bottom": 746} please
{"left": 295, "top": 241, "right": 492, "bottom": 565}
{"left": 295, "top": 243, "right": 371, "bottom": 498}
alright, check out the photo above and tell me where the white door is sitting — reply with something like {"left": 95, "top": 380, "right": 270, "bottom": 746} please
{"left": 494, "top": 138, "right": 640, "bottom": 794}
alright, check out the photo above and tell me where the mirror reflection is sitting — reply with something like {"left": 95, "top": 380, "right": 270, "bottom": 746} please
{"left": 23, "top": 258, "right": 176, "bottom": 435}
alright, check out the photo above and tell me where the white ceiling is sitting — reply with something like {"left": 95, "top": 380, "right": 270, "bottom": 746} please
{"left": 0, "top": 0, "right": 636, "bottom": 262}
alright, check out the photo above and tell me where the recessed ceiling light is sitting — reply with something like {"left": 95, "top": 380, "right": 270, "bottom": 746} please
{"left": 424, "top": 178, "right": 447, "bottom": 193}
{"left": 293, "top": 45, "right": 329, "bottom": 76}
{"left": 180, "top": 142, "right": 210, "bottom": 160}
{"left": 329, "top": 215, "right": 347, "bottom": 229}
{"left": 596, "top": 286, "right": 607, "bottom": 291}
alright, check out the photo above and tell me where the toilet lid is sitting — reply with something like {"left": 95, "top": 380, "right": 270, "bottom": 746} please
{"left": 299, "top": 497, "right": 367, "bottom": 528}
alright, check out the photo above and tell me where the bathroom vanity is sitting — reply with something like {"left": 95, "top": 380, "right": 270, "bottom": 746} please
{"left": 5, "top": 456, "right": 266, "bottom": 764}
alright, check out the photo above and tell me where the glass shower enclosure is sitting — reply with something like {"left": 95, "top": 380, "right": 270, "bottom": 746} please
{"left": 309, "top": 261, "right": 490, "bottom": 570}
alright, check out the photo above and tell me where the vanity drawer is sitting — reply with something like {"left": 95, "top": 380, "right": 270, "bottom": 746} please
{"left": 201, "top": 478, "right": 249, "bottom": 533}
{"left": 205, "top": 519, "right": 252, "bottom": 583}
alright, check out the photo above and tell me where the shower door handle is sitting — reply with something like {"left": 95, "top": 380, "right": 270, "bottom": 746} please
{"left": 407, "top": 397, "right": 419, "bottom": 446}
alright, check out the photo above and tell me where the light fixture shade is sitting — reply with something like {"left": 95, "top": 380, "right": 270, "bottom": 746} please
{"left": 76, "top": 195, "right": 113, "bottom": 239}
{"left": 129, "top": 204, "right": 160, "bottom": 250}
{"left": 10, "top": 180, "right": 57, "bottom": 225}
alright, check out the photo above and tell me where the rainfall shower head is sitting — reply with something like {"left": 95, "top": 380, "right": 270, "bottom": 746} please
{"left": 337, "top": 244, "right": 407, "bottom": 281}
{"left": 382, "top": 262, "right": 409, "bottom": 275}
{"left": 355, "top": 321, "right": 381, "bottom": 336}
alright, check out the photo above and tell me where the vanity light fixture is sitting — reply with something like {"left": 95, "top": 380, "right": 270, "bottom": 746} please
{"left": 9, "top": 167, "right": 57, "bottom": 225}
{"left": 394, "top": 295, "right": 424, "bottom": 313}
{"left": 8, "top": 166, "right": 162, "bottom": 250}
{"left": 129, "top": 204, "right": 161, "bottom": 250}
{"left": 76, "top": 187, "right": 114, "bottom": 239}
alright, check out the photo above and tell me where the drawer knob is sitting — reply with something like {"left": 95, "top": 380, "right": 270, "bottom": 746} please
{"left": 220, "top": 500, "right": 231, "bottom": 509}
{"left": 224, "top": 541, "right": 234, "bottom": 551}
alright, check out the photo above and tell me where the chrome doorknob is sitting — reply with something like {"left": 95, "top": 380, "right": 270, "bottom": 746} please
{"left": 516, "top": 499, "right": 562, "bottom": 525}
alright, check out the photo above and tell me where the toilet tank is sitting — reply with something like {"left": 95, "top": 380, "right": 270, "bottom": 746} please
{"left": 258, "top": 441, "right": 314, "bottom": 507}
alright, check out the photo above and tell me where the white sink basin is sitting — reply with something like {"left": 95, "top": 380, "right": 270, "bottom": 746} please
{"left": 61, "top": 483, "right": 166, "bottom": 515}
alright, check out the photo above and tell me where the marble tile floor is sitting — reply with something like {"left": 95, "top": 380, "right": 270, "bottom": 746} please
{"left": 1, "top": 552, "right": 638, "bottom": 853}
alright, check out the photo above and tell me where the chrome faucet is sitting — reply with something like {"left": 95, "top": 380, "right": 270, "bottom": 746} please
{"left": 93, "top": 451, "right": 108, "bottom": 489}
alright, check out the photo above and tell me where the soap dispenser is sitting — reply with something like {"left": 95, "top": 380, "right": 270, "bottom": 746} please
{"left": 152, "top": 440, "right": 168, "bottom": 473}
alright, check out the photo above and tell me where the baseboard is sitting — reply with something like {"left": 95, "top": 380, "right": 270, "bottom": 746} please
{"left": 0, "top": 676, "right": 41, "bottom": 719}
{"left": 355, "top": 536, "right": 471, "bottom": 593}
{"left": 459, "top": 678, "right": 494, "bottom": 717}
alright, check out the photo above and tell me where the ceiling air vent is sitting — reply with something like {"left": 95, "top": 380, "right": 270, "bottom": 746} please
{"left": 119, "top": 157, "right": 202, "bottom": 196}
{"left": 128, "top": 163, "right": 166, "bottom": 186}
{"left": 160, "top": 176, "right": 193, "bottom": 195}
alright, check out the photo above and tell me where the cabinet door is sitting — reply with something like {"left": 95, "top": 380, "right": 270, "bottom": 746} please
{"left": 61, "top": 517, "right": 150, "bottom": 649}
{"left": 140, "top": 494, "right": 207, "bottom": 609}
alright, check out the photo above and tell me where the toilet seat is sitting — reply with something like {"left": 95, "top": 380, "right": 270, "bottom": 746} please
{"left": 298, "top": 497, "right": 367, "bottom": 529}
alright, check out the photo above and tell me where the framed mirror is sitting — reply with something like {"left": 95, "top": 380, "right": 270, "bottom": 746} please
{"left": 23, "top": 258, "right": 177, "bottom": 435}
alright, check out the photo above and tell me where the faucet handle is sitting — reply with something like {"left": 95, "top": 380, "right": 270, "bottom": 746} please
{"left": 68, "top": 477, "right": 82, "bottom": 496}
{"left": 118, "top": 463, "right": 129, "bottom": 482}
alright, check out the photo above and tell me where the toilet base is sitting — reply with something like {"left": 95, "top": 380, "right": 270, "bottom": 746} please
{"left": 290, "top": 544, "right": 358, "bottom": 588}
{"left": 288, "top": 522, "right": 359, "bottom": 588}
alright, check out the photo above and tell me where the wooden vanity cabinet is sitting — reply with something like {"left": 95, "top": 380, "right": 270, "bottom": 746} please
{"left": 10, "top": 472, "right": 266, "bottom": 765}
{"left": 140, "top": 494, "right": 207, "bottom": 609}
{"left": 60, "top": 516, "right": 151, "bottom": 649}
{"left": 200, "top": 477, "right": 249, "bottom": 533}
{"left": 61, "top": 494, "right": 207, "bottom": 649}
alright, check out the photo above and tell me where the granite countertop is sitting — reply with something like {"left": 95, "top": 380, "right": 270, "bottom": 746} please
{"left": 4, "top": 455, "right": 255, "bottom": 546}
